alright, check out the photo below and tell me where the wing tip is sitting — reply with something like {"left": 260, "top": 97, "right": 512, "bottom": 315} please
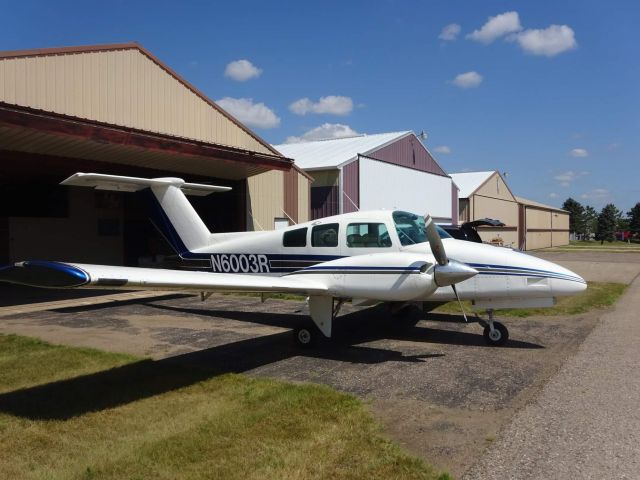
{"left": 0, "top": 260, "right": 90, "bottom": 288}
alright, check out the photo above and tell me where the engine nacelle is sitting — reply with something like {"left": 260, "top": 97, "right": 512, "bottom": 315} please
{"left": 289, "top": 252, "right": 437, "bottom": 301}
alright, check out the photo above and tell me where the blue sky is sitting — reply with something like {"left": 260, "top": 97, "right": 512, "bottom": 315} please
{"left": 2, "top": 0, "right": 639, "bottom": 211}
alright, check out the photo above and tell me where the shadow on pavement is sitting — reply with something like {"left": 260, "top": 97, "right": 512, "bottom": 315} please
{"left": 0, "top": 329, "right": 441, "bottom": 420}
{"left": 0, "top": 284, "right": 121, "bottom": 307}
{"left": 0, "top": 302, "right": 542, "bottom": 420}
{"left": 148, "top": 302, "right": 544, "bottom": 350}
{"left": 49, "top": 294, "right": 190, "bottom": 313}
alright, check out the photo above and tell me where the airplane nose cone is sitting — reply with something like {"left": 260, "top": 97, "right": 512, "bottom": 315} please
{"left": 549, "top": 265, "right": 587, "bottom": 296}
{"left": 434, "top": 259, "right": 478, "bottom": 287}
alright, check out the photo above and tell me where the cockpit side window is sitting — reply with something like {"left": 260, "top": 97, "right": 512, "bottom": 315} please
{"left": 311, "top": 223, "right": 339, "bottom": 247}
{"left": 346, "top": 223, "right": 392, "bottom": 248}
{"left": 282, "top": 227, "right": 307, "bottom": 247}
{"left": 436, "top": 224, "right": 452, "bottom": 239}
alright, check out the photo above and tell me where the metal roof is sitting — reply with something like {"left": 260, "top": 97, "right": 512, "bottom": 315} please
{"left": 0, "top": 42, "right": 282, "bottom": 158}
{"left": 272, "top": 131, "right": 413, "bottom": 170}
{"left": 516, "top": 196, "right": 568, "bottom": 213}
{"left": 449, "top": 171, "right": 496, "bottom": 198}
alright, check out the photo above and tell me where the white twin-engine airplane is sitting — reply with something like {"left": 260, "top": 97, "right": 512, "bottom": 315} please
{"left": 0, "top": 173, "right": 587, "bottom": 347}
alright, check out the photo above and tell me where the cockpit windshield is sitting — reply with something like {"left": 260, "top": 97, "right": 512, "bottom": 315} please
{"left": 392, "top": 210, "right": 452, "bottom": 246}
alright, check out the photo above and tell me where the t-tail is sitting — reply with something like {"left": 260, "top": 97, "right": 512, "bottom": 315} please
{"left": 61, "top": 173, "right": 230, "bottom": 257}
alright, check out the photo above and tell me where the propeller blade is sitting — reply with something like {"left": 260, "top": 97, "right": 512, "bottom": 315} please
{"left": 424, "top": 214, "right": 477, "bottom": 292}
{"left": 451, "top": 284, "right": 468, "bottom": 323}
{"left": 424, "top": 215, "right": 447, "bottom": 266}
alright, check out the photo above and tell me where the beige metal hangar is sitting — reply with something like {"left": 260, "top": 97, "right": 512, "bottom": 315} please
{"left": 450, "top": 171, "right": 520, "bottom": 248}
{"left": 450, "top": 171, "right": 570, "bottom": 250}
{"left": 0, "top": 42, "right": 310, "bottom": 267}
{"left": 516, "top": 197, "right": 569, "bottom": 250}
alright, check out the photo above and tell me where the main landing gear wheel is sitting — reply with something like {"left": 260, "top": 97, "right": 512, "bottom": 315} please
{"left": 293, "top": 325, "right": 317, "bottom": 348}
{"left": 483, "top": 321, "right": 509, "bottom": 347}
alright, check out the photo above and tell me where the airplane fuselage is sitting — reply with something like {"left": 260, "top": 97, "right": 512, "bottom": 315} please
{"left": 182, "top": 210, "right": 585, "bottom": 309}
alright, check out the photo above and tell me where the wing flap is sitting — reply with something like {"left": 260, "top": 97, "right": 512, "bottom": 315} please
{"left": 0, "top": 261, "right": 327, "bottom": 295}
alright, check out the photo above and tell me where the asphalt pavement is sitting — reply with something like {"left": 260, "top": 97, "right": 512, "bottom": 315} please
{"left": 464, "top": 268, "right": 640, "bottom": 479}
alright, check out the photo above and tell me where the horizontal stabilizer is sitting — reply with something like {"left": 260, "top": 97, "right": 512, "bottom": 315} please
{"left": 61, "top": 173, "right": 231, "bottom": 196}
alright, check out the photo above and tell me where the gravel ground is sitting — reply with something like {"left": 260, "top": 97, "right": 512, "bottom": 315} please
{"left": 464, "top": 271, "right": 640, "bottom": 479}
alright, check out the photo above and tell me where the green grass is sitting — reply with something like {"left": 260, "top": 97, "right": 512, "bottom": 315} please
{"left": 546, "top": 240, "right": 640, "bottom": 252}
{"left": 0, "top": 334, "right": 446, "bottom": 480}
{"left": 433, "top": 282, "right": 626, "bottom": 318}
{"left": 569, "top": 240, "right": 639, "bottom": 247}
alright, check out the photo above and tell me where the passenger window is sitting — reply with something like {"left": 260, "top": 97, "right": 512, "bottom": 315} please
{"left": 311, "top": 223, "right": 339, "bottom": 247}
{"left": 346, "top": 223, "right": 392, "bottom": 248}
{"left": 283, "top": 227, "right": 307, "bottom": 247}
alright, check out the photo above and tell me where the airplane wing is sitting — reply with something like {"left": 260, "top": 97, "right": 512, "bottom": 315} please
{"left": 0, "top": 261, "right": 328, "bottom": 295}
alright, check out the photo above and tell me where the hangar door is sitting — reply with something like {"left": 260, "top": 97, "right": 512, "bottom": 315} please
{"left": 358, "top": 158, "right": 452, "bottom": 222}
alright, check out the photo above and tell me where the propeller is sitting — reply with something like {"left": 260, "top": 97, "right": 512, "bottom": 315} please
{"left": 424, "top": 215, "right": 477, "bottom": 322}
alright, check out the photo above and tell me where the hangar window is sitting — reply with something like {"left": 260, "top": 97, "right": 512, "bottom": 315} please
{"left": 312, "top": 223, "right": 339, "bottom": 247}
{"left": 346, "top": 223, "right": 392, "bottom": 248}
{"left": 283, "top": 227, "right": 307, "bottom": 247}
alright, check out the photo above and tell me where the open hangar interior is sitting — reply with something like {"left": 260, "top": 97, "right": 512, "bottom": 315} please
{"left": 451, "top": 171, "right": 569, "bottom": 250}
{"left": 274, "top": 131, "right": 459, "bottom": 224}
{"left": 0, "top": 42, "right": 311, "bottom": 266}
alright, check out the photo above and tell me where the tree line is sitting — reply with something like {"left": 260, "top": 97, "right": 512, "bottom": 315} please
{"left": 562, "top": 198, "right": 640, "bottom": 243}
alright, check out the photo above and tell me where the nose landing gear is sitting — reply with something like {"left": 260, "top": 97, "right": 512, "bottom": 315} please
{"left": 478, "top": 309, "right": 509, "bottom": 347}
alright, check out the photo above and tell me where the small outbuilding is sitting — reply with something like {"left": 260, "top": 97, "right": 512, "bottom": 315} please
{"left": 450, "top": 170, "right": 570, "bottom": 250}
{"left": 450, "top": 171, "right": 519, "bottom": 247}
{"left": 516, "top": 196, "right": 570, "bottom": 250}
{"left": 274, "top": 131, "right": 458, "bottom": 224}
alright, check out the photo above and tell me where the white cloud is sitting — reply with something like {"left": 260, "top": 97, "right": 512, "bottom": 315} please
{"left": 570, "top": 148, "right": 589, "bottom": 157}
{"left": 224, "top": 59, "right": 262, "bottom": 82}
{"left": 467, "top": 11, "right": 522, "bottom": 44}
{"left": 216, "top": 97, "right": 280, "bottom": 129}
{"left": 512, "top": 25, "right": 577, "bottom": 57}
{"left": 608, "top": 142, "right": 620, "bottom": 150}
{"left": 580, "top": 188, "right": 610, "bottom": 200}
{"left": 549, "top": 193, "right": 559, "bottom": 198}
{"left": 554, "top": 170, "right": 589, "bottom": 187}
{"left": 285, "top": 123, "right": 359, "bottom": 143}
{"left": 452, "top": 71, "right": 483, "bottom": 88}
{"left": 433, "top": 145, "right": 451, "bottom": 154}
{"left": 289, "top": 96, "right": 354, "bottom": 116}
{"left": 439, "top": 23, "right": 461, "bottom": 41}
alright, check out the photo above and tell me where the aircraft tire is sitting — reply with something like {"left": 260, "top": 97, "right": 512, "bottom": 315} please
{"left": 293, "top": 325, "right": 317, "bottom": 348}
{"left": 483, "top": 321, "right": 509, "bottom": 346}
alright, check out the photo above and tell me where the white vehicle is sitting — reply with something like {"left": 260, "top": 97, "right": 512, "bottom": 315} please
{"left": 0, "top": 173, "right": 586, "bottom": 347}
